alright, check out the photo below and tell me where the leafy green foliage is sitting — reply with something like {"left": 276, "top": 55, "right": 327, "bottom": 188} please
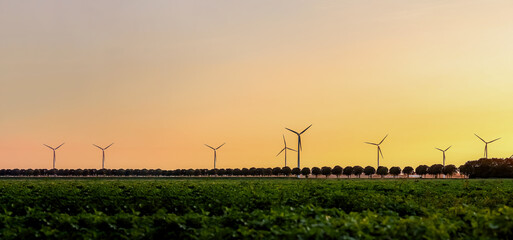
{"left": 1, "top": 178, "right": 513, "bottom": 239}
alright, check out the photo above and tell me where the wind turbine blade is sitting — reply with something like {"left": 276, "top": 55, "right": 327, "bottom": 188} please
{"left": 276, "top": 148, "right": 285, "bottom": 156}
{"left": 55, "top": 143, "right": 65, "bottom": 150}
{"left": 488, "top": 138, "right": 501, "bottom": 144}
{"left": 300, "top": 124, "right": 312, "bottom": 134}
{"left": 286, "top": 147, "right": 297, "bottom": 152}
{"left": 475, "top": 134, "right": 486, "bottom": 143}
{"left": 445, "top": 146, "right": 452, "bottom": 151}
{"left": 43, "top": 144, "right": 54, "bottom": 150}
{"left": 435, "top": 148, "right": 443, "bottom": 152}
{"left": 283, "top": 135, "right": 286, "bottom": 146}
{"left": 379, "top": 147, "right": 384, "bottom": 159}
{"left": 379, "top": 134, "right": 388, "bottom": 145}
{"left": 365, "top": 142, "right": 378, "bottom": 145}
{"left": 285, "top": 128, "right": 299, "bottom": 135}
{"left": 298, "top": 137, "right": 302, "bottom": 151}
{"left": 104, "top": 143, "right": 114, "bottom": 149}
{"left": 205, "top": 144, "right": 215, "bottom": 150}
{"left": 216, "top": 143, "right": 226, "bottom": 150}
{"left": 93, "top": 144, "right": 103, "bottom": 150}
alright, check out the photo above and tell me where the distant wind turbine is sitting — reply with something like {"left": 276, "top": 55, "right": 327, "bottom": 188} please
{"left": 435, "top": 146, "right": 451, "bottom": 167}
{"left": 93, "top": 143, "right": 114, "bottom": 169}
{"left": 43, "top": 143, "right": 64, "bottom": 169}
{"left": 205, "top": 143, "right": 225, "bottom": 169}
{"left": 276, "top": 135, "right": 297, "bottom": 167}
{"left": 285, "top": 124, "right": 312, "bottom": 169}
{"left": 475, "top": 134, "right": 500, "bottom": 159}
{"left": 365, "top": 135, "right": 388, "bottom": 168}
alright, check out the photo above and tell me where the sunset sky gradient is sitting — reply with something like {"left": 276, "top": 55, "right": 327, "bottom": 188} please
{"left": 1, "top": 0, "right": 513, "bottom": 170}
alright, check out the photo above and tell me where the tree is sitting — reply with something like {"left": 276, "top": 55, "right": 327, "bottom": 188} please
{"left": 352, "top": 166, "right": 364, "bottom": 178}
{"left": 377, "top": 166, "right": 388, "bottom": 178}
{"left": 389, "top": 166, "right": 401, "bottom": 178}
{"left": 415, "top": 165, "right": 429, "bottom": 178}
{"left": 301, "top": 167, "right": 311, "bottom": 178}
{"left": 233, "top": 168, "right": 242, "bottom": 176}
{"left": 291, "top": 167, "right": 301, "bottom": 176}
{"left": 459, "top": 164, "right": 472, "bottom": 178}
{"left": 342, "top": 166, "right": 353, "bottom": 178}
{"left": 264, "top": 168, "right": 272, "bottom": 176}
{"left": 241, "top": 168, "right": 249, "bottom": 176}
{"left": 442, "top": 164, "right": 457, "bottom": 178}
{"left": 311, "top": 167, "right": 321, "bottom": 178}
{"left": 363, "top": 166, "right": 375, "bottom": 178}
{"left": 428, "top": 164, "right": 443, "bottom": 178}
{"left": 272, "top": 167, "right": 281, "bottom": 176}
{"left": 249, "top": 167, "right": 257, "bottom": 176}
{"left": 402, "top": 166, "right": 414, "bottom": 178}
{"left": 282, "top": 167, "right": 292, "bottom": 176}
{"left": 332, "top": 165, "right": 343, "bottom": 178}
{"left": 207, "top": 169, "right": 217, "bottom": 176}
{"left": 321, "top": 166, "right": 332, "bottom": 178}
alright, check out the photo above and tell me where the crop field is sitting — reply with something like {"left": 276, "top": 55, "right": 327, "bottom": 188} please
{"left": 1, "top": 178, "right": 513, "bottom": 239}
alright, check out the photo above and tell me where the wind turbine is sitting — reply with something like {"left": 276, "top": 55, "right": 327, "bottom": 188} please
{"left": 93, "top": 143, "right": 114, "bottom": 169}
{"left": 43, "top": 143, "right": 64, "bottom": 169}
{"left": 285, "top": 124, "right": 312, "bottom": 169}
{"left": 475, "top": 134, "right": 500, "bottom": 159}
{"left": 205, "top": 143, "right": 225, "bottom": 169}
{"left": 435, "top": 146, "right": 451, "bottom": 167}
{"left": 276, "top": 135, "right": 297, "bottom": 167}
{"left": 365, "top": 135, "right": 388, "bottom": 168}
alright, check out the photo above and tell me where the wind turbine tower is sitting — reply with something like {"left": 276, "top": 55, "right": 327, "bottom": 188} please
{"left": 205, "top": 143, "right": 225, "bottom": 169}
{"left": 435, "top": 146, "right": 451, "bottom": 167}
{"left": 285, "top": 124, "right": 312, "bottom": 170}
{"left": 475, "top": 134, "right": 500, "bottom": 159}
{"left": 93, "top": 143, "right": 114, "bottom": 169}
{"left": 43, "top": 143, "right": 64, "bottom": 169}
{"left": 365, "top": 135, "right": 388, "bottom": 168}
{"left": 276, "top": 135, "right": 297, "bottom": 167}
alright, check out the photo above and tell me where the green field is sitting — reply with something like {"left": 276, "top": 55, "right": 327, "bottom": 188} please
{"left": 1, "top": 178, "right": 513, "bottom": 239}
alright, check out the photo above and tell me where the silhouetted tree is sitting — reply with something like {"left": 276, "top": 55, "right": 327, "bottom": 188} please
{"left": 363, "top": 166, "right": 375, "bottom": 178}
{"left": 415, "top": 165, "right": 429, "bottom": 178}
{"left": 311, "top": 167, "right": 321, "bottom": 178}
{"left": 321, "top": 166, "right": 332, "bottom": 178}
{"left": 342, "top": 166, "right": 353, "bottom": 178}
{"left": 352, "top": 166, "right": 364, "bottom": 178}
{"left": 241, "top": 168, "right": 249, "bottom": 176}
{"left": 264, "top": 168, "right": 272, "bottom": 176}
{"left": 377, "top": 166, "right": 388, "bottom": 178}
{"left": 459, "top": 164, "right": 472, "bottom": 178}
{"left": 389, "top": 166, "right": 401, "bottom": 178}
{"left": 225, "top": 168, "right": 233, "bottom": 176}
{"left": 301, "top": 167, "right": 311, "bottom": 178}
{"left": 272, "top": 167, "right": 281, "bottom": 176}
{"left": 249, "top": 167, "right": 257, "bottom": 176}
{"left": 291, "top": 167, "right": 301, "bottom": 176}
{"left": 207, "top": 169, "right": 217, "bottom": 176}
{"left": 282, "top": 167, "right": 292, "bottom": 176}
{"left": 442, "top": 164, "right": 457, "bottom": 178}
{"left": 402, "top": 166, "right": 414, "bottom": 178}
{"left": 233, "top": 168, "right": 242, "bottom": 176}
{"left": 428, "top": 164, "right": 443, "bottom": 178}
{"left": 332, "top": 165, "right": 343, "bottom": 178}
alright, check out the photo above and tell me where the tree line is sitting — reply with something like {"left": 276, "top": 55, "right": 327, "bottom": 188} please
{"left": 0, "top": 158, "right": 510, "bottom": 178}
{"left": 0, "top": 164, "right": 459, "bottom": 178}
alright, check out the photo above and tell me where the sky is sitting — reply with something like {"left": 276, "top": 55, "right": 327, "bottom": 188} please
{"left": 1, "top": 0, "right": 513, "bottom": 170}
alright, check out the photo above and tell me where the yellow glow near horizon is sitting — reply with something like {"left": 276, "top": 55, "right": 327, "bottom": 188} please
{"left": 1, "top": 1, "right": 513, "bottom": 170}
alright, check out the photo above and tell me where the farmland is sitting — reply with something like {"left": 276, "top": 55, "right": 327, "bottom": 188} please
{"left": 1, "top": 178, "right": 513, "bottom": 239}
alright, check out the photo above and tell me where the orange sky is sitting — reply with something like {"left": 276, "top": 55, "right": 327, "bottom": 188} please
{"left": 1, "top": 1, "right": 513, "bottom": 170}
